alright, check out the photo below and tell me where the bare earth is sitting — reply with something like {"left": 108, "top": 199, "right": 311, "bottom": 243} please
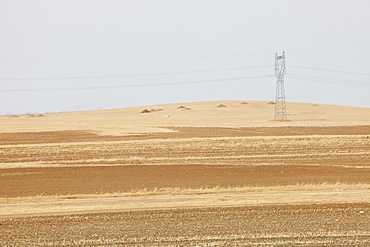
{"left": 0, "top": 100, "right": 369, "bottom": 246}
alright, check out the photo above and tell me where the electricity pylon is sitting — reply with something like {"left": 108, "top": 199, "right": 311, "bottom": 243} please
{"left": 274, "top": 51, "right": 287, "bottom": 120}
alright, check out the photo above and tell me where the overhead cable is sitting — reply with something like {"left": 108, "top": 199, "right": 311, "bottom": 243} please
{"left": 0, "top": 65, "right": 271, "bottom": 81}
{"left": 0, "top": 75, "right": 273, "bottom": 93}
{"left": 289, "top": 65, "right": 370, "bottom": 76}
{"left": 287, "top": 74, "right": 370, "bottom": 87}
{"left": 287, "top": 52, "right": 370, "bottom": 61}
{"left": 0, "top": 52, "right": 273, "bottom": 64}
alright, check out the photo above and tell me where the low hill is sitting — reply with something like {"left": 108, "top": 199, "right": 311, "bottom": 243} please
{"left": 0, "top": 100, "right": 369, "bottom": 135}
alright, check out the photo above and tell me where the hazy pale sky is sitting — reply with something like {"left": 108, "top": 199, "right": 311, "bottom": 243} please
{"left": 1, "top": 0, "right": 370, "bottom": 115}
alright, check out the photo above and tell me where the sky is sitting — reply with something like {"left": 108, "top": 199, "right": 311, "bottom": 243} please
{"left": 0, "top": 0, "right": 370, "bottom": 115}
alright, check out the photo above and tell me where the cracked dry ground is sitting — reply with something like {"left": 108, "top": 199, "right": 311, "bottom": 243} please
{"left": 0, "top": 126, "right": 370, "bottom": 246}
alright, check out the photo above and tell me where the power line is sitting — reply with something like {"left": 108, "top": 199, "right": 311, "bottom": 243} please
{"left": 287, "top": 52, "right": 370, "bottom": 61}
{"left": 287, "top": 74, "right": 370, "bottom": 87}
{"left": 0, "top": 65, "right": 271, "bottom": 82}
{"left": 0, "top": 52, "right": 273, "bottom": 64}
{"left": 289, "top": 65, "right": 370, "bottom": 76}
{"left": 2, "top": 51, "right": 368, "bottom": 64}
{"left": 0, "top": 75, "right": 273, "bottom": 93}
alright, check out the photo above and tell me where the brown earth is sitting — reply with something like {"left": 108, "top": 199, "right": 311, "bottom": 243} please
{"left": 0, "top": 125, "right": 369, "bottom": 145}
{"left": 1, "top": 164, "right": 369, "bottom": 198}
{"left": 0, "top": 101, "right": 370, "bottom": 246}
{"left": 1, "top": 203, "right": 369, "bottom": 246}
{"left": 1, "top": 163, "right": 370, "bottom": 199}
{"left": 1, "top": 125, "right": 369, "bottom": 197}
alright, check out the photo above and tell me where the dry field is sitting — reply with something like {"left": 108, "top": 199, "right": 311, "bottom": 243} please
{"left": 1, "top": 204, "right": 369, "bottom": 246}
{"left": 0, "top": 101, "right": 369, "bottom": 246}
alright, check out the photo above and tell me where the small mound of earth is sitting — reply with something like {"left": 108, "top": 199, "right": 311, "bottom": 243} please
{"left": 241, "top": 102, "right": 249, "bottom": 105}
{"left": 177, "top": 105, "right": 186, "bottom": 109}
{"left": 9, "top": 115, "right": 19, "bottom": 118}
{"left": 141, "top": 109, "right": 151, "bottom": 113}
{"left": 217, "top": 104, "right": 227, "bottom": 108}
{"left": 27, "top": 115, "right": 36, "bottom": 117}
{"left": 183, "top": 107, "right": 192, "bottom": 110}
{"left": 36, "top": 114, "right": 46, "bottom": 117}
{"left": 267, "top": 101, "right": 276, "bottom": 105}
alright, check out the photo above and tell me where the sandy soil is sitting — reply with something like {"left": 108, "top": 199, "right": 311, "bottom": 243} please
{"left": 1, "top": 204, "right": 369, "bottom": 246}
{"left": 0, "top": 100, "right": 369, "bottom": 246}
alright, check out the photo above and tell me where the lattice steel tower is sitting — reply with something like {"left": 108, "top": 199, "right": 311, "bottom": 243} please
{"left": 274, "top": 51, "right": 287, "bottom": 120}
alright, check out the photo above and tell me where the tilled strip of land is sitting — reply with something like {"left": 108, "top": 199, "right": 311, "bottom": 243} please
{"left": 1, "top": 127, "right": 369, "bottom": 197}
{"left": 1, "top": 185, "right": 369, "bottom": 217}
{"left": 1, "top": 125, "right": 370, "bottom": 145}
{"left": 0, "top": 126, "right": 370, "bottom": 245}
{"left": 1, "top": 165, "right": 369, "bottom": 197}
{"left": 0, "top": 203, "right": 369, "bottom": 246}
{"left": 1, "top": 128, "right": 369, "bottom": 168}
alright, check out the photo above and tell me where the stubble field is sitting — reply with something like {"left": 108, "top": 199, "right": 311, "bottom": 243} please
{"left": 0, "top": 101, "right": 369, "bottom": 246}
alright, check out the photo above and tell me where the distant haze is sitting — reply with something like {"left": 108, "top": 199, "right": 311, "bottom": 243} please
{"left": 1, "top": 0, "right": 370, "bottom": 115}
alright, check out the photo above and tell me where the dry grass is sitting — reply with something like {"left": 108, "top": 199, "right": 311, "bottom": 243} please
{"left": 1, "top": 183, "right": 369, "bottom": 216}
{"left": 1, "top": 182, "right": 369, "bottom": 203}
{"left": 2, "top": 133, "right": 369, "bottom": 168}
